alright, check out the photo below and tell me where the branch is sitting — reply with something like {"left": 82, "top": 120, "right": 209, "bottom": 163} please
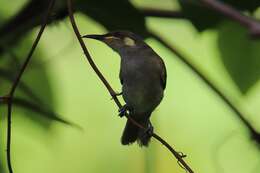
{"left": 140, "top": 8, "right": 186, "bottom": 19}
{"left": 67, "top": 0, "right": 194, "bottom": 172}
{"left": 0, "top": 97, "right": 78, "bottom": 127}
{"left": 149, "top": 31, "right": 260, "bottom": 143}
{"left": 200, "top": 0, "right": 260, "bottom": 38}
{"left": 5, "top": 0, "right": 56, "bottom": 172}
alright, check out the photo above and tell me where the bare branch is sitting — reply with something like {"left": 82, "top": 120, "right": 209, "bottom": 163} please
{"left": 200, "top": 0, "right": 260, "bottom": 37}
{"left": 140, "top": 1, "right": 260, "bottom": 38}
{"left": 5, "top": 0, "right": 56, "bottom": 172}
{"left": 67, "top": 0, "right": 194, "bottom": 172}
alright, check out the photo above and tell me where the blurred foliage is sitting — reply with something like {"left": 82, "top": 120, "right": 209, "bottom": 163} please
{"left": 0, "top": 0, "right": 260, "bottom": 173}
{"left": 178, "top": 0, "right": 260, "bottom": 31}
{"left": 0, "top": 162, "right": 3, "bottom": 173}
{"left": 0, "top": 35, "right": 69, "bottom": 129}
{"left": 218, "top": 22, "right": 260, "bottom": 93}
{"left": 77, "top": 0, "right": 147, "bottom": 36}
{"left": 0, "top": 0, "right": 148, "bottom": 54}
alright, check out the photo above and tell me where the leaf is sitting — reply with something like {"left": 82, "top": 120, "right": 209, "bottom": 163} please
{"left": 0, "top": 68, "right": 42, "bottom": 103}
{"left": 218, "top": 22, "right": 260, "bottom": 93}
{"left": 178, "top": 0, "right": 222, "bottom": 31}
{"left": 77, "top": 0, "right": 148, "bottom": 36}
{"left": 0, "top": 0, "right": 148, "bottom": 55}
{"left": 12, "top": 97, "right": 77, "bottom": 127}
{"left": 0, "top": 36, "right": 68, "bottom": 129}
{"left": 0, "top": 98, "right": 80, "bottom": 129}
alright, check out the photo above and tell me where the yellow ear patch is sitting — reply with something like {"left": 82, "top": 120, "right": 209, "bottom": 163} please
{"left": 123, "top": 37, "right": 135, "bottom": 46}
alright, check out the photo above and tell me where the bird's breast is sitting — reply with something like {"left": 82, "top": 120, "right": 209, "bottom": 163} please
{"left": 121, "top": 57, "right": 163, "bottom": 113}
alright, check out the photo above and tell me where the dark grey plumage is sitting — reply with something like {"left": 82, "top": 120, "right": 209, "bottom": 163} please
{"left": 83, "top": 31, "right": 167, "bottom": 147}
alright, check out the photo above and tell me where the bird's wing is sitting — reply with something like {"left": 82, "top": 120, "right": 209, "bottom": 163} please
{"left": 158, "top": 57, "right": 167, "bottom": 89}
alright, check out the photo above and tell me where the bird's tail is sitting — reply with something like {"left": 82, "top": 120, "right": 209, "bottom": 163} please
{"left": 121, "top": 114, "right": 152, "bottom": 147}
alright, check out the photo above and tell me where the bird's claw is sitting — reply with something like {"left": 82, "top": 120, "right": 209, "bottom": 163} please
{"left": 145, "top": 123, "right": 154, "bottom": 136}
{"left": 141, "top": 123, "right": 154, "bottom": 138}
{"left": 118, "top": 104, "right": 129, "bottom": 117}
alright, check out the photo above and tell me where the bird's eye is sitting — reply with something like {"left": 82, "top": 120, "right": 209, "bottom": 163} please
{"left": 123, "top": 37, "right": 135, "bottom": 46}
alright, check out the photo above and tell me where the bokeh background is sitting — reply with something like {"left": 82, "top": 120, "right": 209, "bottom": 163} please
{"left": 1, "top": 0, "right": 260, "bottom": 173}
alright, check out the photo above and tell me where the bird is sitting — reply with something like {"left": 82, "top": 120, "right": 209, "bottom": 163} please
{"left": 83, "top": 31, "right": 167, "bottom": 147}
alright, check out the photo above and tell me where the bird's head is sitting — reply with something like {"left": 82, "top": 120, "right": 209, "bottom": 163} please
{"left": 82, "top": 31, "right": 146, "bottom": 54}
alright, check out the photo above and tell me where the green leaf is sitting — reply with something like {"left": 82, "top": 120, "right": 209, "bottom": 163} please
{"left": 218, "top": 22, "right": 260, "bottom": 93}
{"left": 12, "top": 97, "right": 76, "bottom": 127}
{"left": 0, "top": 68, "right": 42, "bottom": 102}
{"left": 77, "top": 0, "right": 148, "bottom": 36}
{"left": 0, "top": 36, "right": 68, "bottom": 129}
{"left": 0, "top": 0, "right": 148, "bottom": 54}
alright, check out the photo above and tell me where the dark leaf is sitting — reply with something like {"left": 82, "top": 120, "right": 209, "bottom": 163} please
{"left": 178, "top": 0, "right": 222, "bottom": 31}
{"left": 0, "top": 68, "right": 42, "bottom": 103}
{"left": 0, "top": 0, "right": 148, "bottom": 55}
{"left": 13, "top": 97, "right": 76, "bottom": 126}
{"left": 0, "top": 97, "right": 78, "bottom": 128}
{"left": 218, "top": 22, "right": 260, "bottom": 93}
{"left": 77, "top": 0, "right": 148, "bottom": 36}
{"left": 0, "top": 35, "right": 62, "bottom": 129}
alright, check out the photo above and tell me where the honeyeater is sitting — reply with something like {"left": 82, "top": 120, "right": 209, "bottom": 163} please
{"left": 83, "top": 31, "right": 167, "bottom": 147}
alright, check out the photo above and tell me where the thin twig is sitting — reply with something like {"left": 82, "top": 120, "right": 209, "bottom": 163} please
{"left": 140, "top": 8, "right": 186, "bottom": 19}
{"left": 67, "top": 0, "right": 123, "bottom": 111}
{"left": 152, "top": 133, "right": 192, "bottom": 172}
{"left": 8, "top": 0, "right": 54, "bottom": 96}
{"left": 149, "top": 31, "right": 260, "bottom": 142}
{"left": 67, "top": 0, "right": 194, "bottom": 172}
{"left": 5, "top": 0, "right": 56, "bottom": 172}
{"left": 200, "top": 0, "right": 260, "bottom": 37}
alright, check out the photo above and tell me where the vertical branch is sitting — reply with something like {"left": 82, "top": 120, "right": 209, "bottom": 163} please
{"left": 6, "top": 100, "right": 13, "bottom": 173}
{"left": 5, "top": 0, "right": 56, "bottom": 172}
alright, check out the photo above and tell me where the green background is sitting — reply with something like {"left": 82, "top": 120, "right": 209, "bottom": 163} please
{"left": 1, "top": 0, "right": 260, "bottom": 173}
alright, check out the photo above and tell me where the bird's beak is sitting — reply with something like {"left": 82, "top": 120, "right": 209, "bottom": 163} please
{"left": 82, "top": 34, "right": 120, "bottom": 42}
{"left": 82, "top": 34, "right": 105, "bottom": 41}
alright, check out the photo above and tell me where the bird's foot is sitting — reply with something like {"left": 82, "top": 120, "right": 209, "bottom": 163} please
{"left": 118, "top": 104, "right": 130, "bottom": 117}
{"left": 111, "top": 91, "right": 122, "bottom": 100}
{"left": 142, "top": 123, "right": 154, "bottom": 138}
